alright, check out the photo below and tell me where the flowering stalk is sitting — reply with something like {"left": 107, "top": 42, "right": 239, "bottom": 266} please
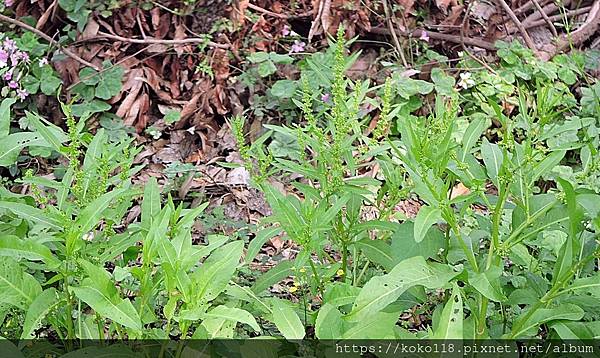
{"left": 0, "top": 36, "right": 33, "bottom": 100}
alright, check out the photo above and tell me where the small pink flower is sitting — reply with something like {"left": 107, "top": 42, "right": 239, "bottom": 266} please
{"left": 16, "top": 88, "right": 28, "bottom": 100}
{"left": 10, "top": 53, "right": 19, "bottom": 66}
{"left": 290, "top": 40, "right": 305, "bottom": 53}
{"left": 38, "top": 57, "right": 48, "bottom": 67}
{"left": 3, "top": 70, "right": 12, "bottom": 81}
{"left": 2, "top": 39, "right": 16, "bottom": 51}
{"left": 0, "top": 50, "right": 8, "bottom": 67}
{"left": 419, "top": 30, "right": 429, "bottom": 42}
{"left": 281, "top": 25, "right": 290, "bottom": 37}
{"left": 4, "top": 0, "right": 15, "bottom": 6}
{"left": 17, "top": 51, "right": 29, "bottom": 62}
{"left": 321, "top": 93, "right": 331, "bottom": 103}
{"left": 8, "top": 80, "right": 18, "bottom": 89}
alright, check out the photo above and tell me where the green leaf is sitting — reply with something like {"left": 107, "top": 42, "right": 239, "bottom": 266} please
{"left": 530, "top": 150, "right": 566, "bottom": 184}
{"left": 141, "top": 176, "right": 161, "bottom": 228}
{"left": 94, "top": 64, "right": 124, "bottom": 100}
{"left": 0, "top": 257, "right": 42, "bottom": 310}
{"left": 511, "top": 304, "right": 584, "bottom": 338}
{"left": 0, "top": 132, "right": 47, "bottom": 167}
{"left": 252, "top": 260, "right": 294, "bottom": 294}
{"left": 60, "top": 344, "right": 138, "bottom": 358}
{"left": 480, "top": 140, "right": 504, "bottom": 185}
{"left": 347, "top": 256, "right": 458, "bottom": 322}
{"left": 257, "top": 60, "right": 277, "bottom": 77}
{"left": 0, "top": 235, "right": 60, "bottom": 268}
{"left": 83, "top": 128, "right": 105, "bottom": 171}
{"left": 40, "top": 71, "right": 61, "bottom": 95}
{"left": 553, "top": 178, "right": 580, "bottom": 287}
{"left": 75, "top": 188, "right": 127, "bottom": 233}
{"left": 246, "top": 227, "right": 281, "bottom": 264}
{"left": 269, "top": 53, "right": 294, "bottom": 64}
{"left": 341, "top": 311, "right": 398, "bottom": 339}
{"left": 271, "top": 300, "right": 305, "bottom": 340}
{"left": 27, "top": 112, "right": 68, "bottom": 154}
{"left": 0, "top": 98, "right": 16, "bottom": 138}
{"left": 391, "top": 222, "right": 446, "bottom": 263}
{"left": 247, "top": 52, "right": 269, "bottom": 63}
{"left": 270, "top": 80, "right": 297, "bottom": 98}
{"left": 71, "top": 100, "right": 111, "bottom": 117}
{"left": 550, "top": 321, "right": 595, "bottom": 340}
{"left": 75, "top": 314, "right": 100, "bottom": 339}
{"left": 413, "top": 205, "right": 442, "bottom": 243}
{"left": 468, "top": 266, "right": 507, "bottom": 302}
{"left": 559, "top": 275, "right": 600, "bottom": 296}
{"left": 193, "top": 241, "right": 244, "bottom": 302}
{"left": 460, "top": 116, "right": 488, "bottom": 161}
{"left": 433, "top": 283, "right": 463, "bottom": 339}
{"left": 315, "top": 303, "right": 345, "bottom": 339}
{"left": 323, "top": 282, "right": 361, "bottom": 307}
{"left": 431, "top": 68, "right": 455, "bottom": 96}
{"left": 204, "top": 305, "right": 260, "bottom": 331}
{"left": 0, "top": 338, "right": 25, "bottom": 358}
{"left": 21, "top": 288, "right": 58, "bottom": 339}
{"left": 354, "top": 239, "right": 394, "bottom": 271}
{"left": 164, "top": 110, "right": 181, "bottom": 124}
{"left": 0, "top": 201, "right": 62, "bottom": 230}
{"left": 71, "top": 286, "right": 142, "bottom": 331}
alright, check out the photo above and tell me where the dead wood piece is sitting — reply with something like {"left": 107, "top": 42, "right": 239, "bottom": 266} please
{"left": 369, "top": 27, "right": 497, "bottom": 51}
{"left": 0, "top": 14, "right": 101, "bottom": 70}
{"left": 541, "top": 0, "right": 600, "bottom": 59}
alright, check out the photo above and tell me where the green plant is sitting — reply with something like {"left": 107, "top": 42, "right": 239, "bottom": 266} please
{"left": 70, "top": 61, "right": 125, "bottom": 117}
{"left": 234, "top": 28, "right": 600, "bottom": 341}
{"left": 0, "top": 104, "right": 257, "bottom": 352}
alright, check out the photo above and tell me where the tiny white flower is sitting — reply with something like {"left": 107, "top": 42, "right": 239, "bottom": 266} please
{"left": 458, "top": 72, "right": 475, "bottom": 90}
{"left": 82, "top": 232, "right": 94, "bottom": 241}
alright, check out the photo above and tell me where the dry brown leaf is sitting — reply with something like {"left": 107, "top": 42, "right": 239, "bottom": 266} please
{"left": 231, "top": 0, "right": 249, "bottom": 26}
{"left": 82, "top": 17, "right": 100, "bottom": 39}
{"left": 435, "top": 0, "right": 452, "bottom": 14}
{"left": 450, "top": 182, "right": 471, "bottom": 199}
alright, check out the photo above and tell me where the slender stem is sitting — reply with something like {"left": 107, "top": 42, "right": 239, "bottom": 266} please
{"left": 308, "top": 259, "right": 324, "bottom": 297}
{"left": 355, "top": 260, "right": 371, "bottom": 287}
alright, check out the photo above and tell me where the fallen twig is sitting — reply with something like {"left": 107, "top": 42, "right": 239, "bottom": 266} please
{"left": 247, "top": 3, "right": 286, "bottom": 18}
{"left": 383, "top": 0, "right": 409, "bottom": 67}
{"left": 541, "top": 0, "right": 600, "bottom": 59}
{"left": 460, "top": 2, "right": 498, "bottom": 75}
{"left": 495, "top": 0, "right": 539, "bottom": 54}
{"left": 247, "top": 2, "right": 314, "bottom": 19}
{"left": 514, "top": 0, "right": 553, "bottom": 15}
{"left": 87, "top": 31, "right": 231, "bottom": 49}
{"left": 518, "top": 6, "right": 592, "bottom": 32}
{"left": 369, "top": 27, "right": 497, "bottom": 51}
{"left": 532, "top": 0, "right": 558, "bottom": 37}
{"left": 0, "top": 13, "right": 101, "bottom": 71}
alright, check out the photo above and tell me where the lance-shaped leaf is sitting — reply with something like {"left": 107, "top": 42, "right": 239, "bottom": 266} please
{"left": 0, "top": 201, "right": 62, "bottom": 231}
{"left": 433, "top": 283, "right": 463, "bottom": 339}
{"left": 71, "top": 286, "right": 141, "bottom": 331}
{"left": 0, "top": 235, "right": 60, "bottom": 268}
{"left": 0, "top": 257, "right": 42, "bottom": 310}
{"left": 347, "top": 256, "right": 458, "bottom": 322}
{"left": 204, "top": 305, "right": 260, "bottom": 332}
{"left": 271, "top": 299, "right": 304, "bottom": 340}
{"left": 193, "top": 241, "right": 244, "bottom": 303}
{"left": 413, "top": 205, "right": 442, "bottom": 243}
{"left": 21, "top": 288, "right": 59, "bottom": 339}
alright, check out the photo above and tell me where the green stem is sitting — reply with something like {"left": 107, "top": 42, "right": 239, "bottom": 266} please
{"left": 308, "top": 260, "right": 324, "bottom": 297}
{"left": 96, "top": 313, "right": 104, "bottom": 343}
{"left": 354, "top": 260, "right": 370, "bottom": 287}
{"left": 449, "top": 221, "right": 479, "bottom": 273}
